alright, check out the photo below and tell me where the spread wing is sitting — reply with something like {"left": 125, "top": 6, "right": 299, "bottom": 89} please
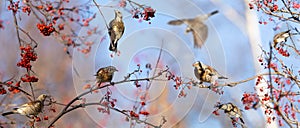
{"left": 168, "top": 19, "right": 185, "bottom": 25}
{"left": 191, "top": 23, "right": 208, "bottom": 48}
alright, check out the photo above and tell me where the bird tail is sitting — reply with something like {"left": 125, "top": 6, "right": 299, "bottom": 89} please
{"left": 2, "top": 111, "right": 17, "bottom": 116}
{"left": 208, "top": 10, "right": 219, "bottom": 17}
{"left": 109, "top": 40, "right": 118, "bottom": 52}
{"left": 218, "top": 76, "right": 228, "bottom": 79}
{"left": 285, "top": 30, "right": 291, "bottom": 33}
{"left": 240, "top": 117, "right": 245, "bottom": 124}
{"left": 168, "top": 20, "right": 184, "bottom": 25}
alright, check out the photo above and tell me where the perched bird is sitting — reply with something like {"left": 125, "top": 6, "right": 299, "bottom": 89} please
{"left": 216, "top": 102, "right": 245, "bottom": 124}
{"left": 108, "top": 10, "right": 125, "bottom": 52}
{"left": 273, "top": 30, "right": 290, "bottom": 47}
{"left": 95, "top": 66, "right": 118, "bottom": 84}
{"left": 2, "top": 94, "right": 48, "bottom": 117}
{"left": 168, "top": 10, "right": 218, "bottom": 48}
{"left": 193, "top": 61, "right": 227, "bottom": 83}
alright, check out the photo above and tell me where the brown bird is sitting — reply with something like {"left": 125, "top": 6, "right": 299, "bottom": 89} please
{"left": 2, "top": 94, "right": 48, "bottom": 117}
{"left": 95, "top": 66, "right": 118, "bottom": 84}
{"left": 273, "top": 30, "right": 290, "bottom": 47}
{"left": 168, "top": 10, "right": 218, "bottom": 48}
{"left": 216, "top": 102, "right": 245, "bottom": 124}
{"left": 108, "top": 10, "right": 125, "bottom": 52}
{"left": 193, "top": 61, "right": 227, "bottom": 84}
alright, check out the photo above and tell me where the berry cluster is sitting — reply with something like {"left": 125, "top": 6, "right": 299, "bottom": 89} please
{"left": 130, "top": 111, "right": 140, "bottom": 118}
{"left": 0, "top": 81, "right": 22, "bottom": 95}
{"left": 143, "top": 7, "right": 156, "bottom": 21}
{"left": 97, "top": 91, "right": 117, "bottom": 114}
{"left": 119, "top": 0, "right": 126, "bottom": 7}
{"left": 255, "top": 75, "right": 263, "bottom": 85}
{"left": 37, "top": 23, "right": 55, "bottom": 36}
{"left": 248, "top": 0, "right": 279, "bottom": 12}
{"left": 131, "top": 7, "right": 156, "bottom": 22}
{"left": 272, "top": 4, "right": 278, "bottom": 11}
{"left": 21, "top": 74, "right": 39, "bottom": 83}
{"left": 139, "top": 111, "right": 150, "bottom": 116}
{"left": 0, "top": 85, "right": 7, "bottom": 95}
{"left": 293, "top": 2, "right": 300, "bottom": 9}
{"left": 17, "top": 45, "right": 37, "bottom": 70}
{"left": 45, "top": 4, "right": 53, "bottom": 12}
{"left": 7, "top": 86, "right": 20, "bottom": 94}
{"left": 173, "top": 76, "right": 182, "bottom": 90}
{"left": 22, "top": 6, "right": 31, "bottom": 15}
{"left": 241, "top": 93, "right": 260, "bottom": 110}
{"left": 119, "top": 0, "right": 156, "bottom": 23}
{"left": 276, "top": 47, "right": 290, "bottom": 57}
{"left": 7, "top": 1, "right": 19, "bottom": 14}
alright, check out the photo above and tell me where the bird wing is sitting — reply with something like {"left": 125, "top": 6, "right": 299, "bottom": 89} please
{"left": 191, "top": 23, "right": 208, "bottom": 48}
{"left": 168, "top": 19, "right": 185, "bottom": 25}
{"left": 17, "top": 101, "right": 42, "bottom": 115}
{"left": 194, "top": 68, "right": 202, "bottom": 80}
{"left": 96, "top": 67, "right": 112, "bottom": 83}
{"left": 198, "top": 62, "right": 206, "bottom": 79}
{"left": 96, "top": 67, "right": 105, "bottom": 75}
{"left": 273, "top": 30, "right": 291, "bottom": 47}
{"left": 96, "top": 68, "right": 105, "bottom": 82}
{"left": 108, "top": 20, "right": 116, "bottom": 42}
{"left": 207, "top": 65, "right": 227, "bottom": 79}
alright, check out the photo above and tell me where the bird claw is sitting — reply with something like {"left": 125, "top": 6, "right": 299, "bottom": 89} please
{"left": 110, "top": 82, "right": 115, "bottom": 85}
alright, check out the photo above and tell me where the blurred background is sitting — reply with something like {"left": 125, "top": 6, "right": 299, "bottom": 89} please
{"left": 0, "top": 0, "right": 271, "bottom": 127}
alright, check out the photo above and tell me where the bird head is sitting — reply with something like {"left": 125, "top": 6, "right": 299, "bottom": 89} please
{"left": 193, "top": 61, "right": 203, "bottom": 69}
{"left": 197, "top": 10, "right": 219, "bottom": 21}
{"left": 192, "top": 61, "right": 199, "bottom": 67}
{"left": 220, "top": 103, "right": 234, "bottom": 111}
{"left": 281, "top": 30, "right": 291, "bottom": 37}
{"left": 37, "top": 94, "right": 48, "bottom": 101}
{"left": 114, "top": 10, "right": 123, "bottom": 19}
{"left": 107, "top": 66, "right": 118, "bottom": 73}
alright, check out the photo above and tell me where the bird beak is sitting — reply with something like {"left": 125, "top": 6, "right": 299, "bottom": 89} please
{"left": 192, "top": 63, "right": 197, "bottom": 67}
{"left": 114, "top": 10, "right": 118, "bottom": 14}
{"left": 115, "top": 69, "right": 119, "bottom": 72}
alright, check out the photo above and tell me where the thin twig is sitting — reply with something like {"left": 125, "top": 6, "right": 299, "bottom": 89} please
{"left": 92, "top": 0, "right": 109, "bottom": 29}
{"left": 0, "top": 82, "right": 31, "bottom": 97}
{"left": 9, "top": 0, "right": 21, "bottom": 47}
{"left": 47, "top": 68, "right": 169, "bottom": 127}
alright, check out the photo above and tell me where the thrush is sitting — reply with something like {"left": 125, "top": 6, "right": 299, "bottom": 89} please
{"left": 273, "top": 30, "right": 290, "bottom": 47}
{"left": 95, "top": 66, "right": 118, "bottom": 84}
{"left": 216, "top": 102, "right": 245, "bottom": 124}
{"left": 108, "top": 10, "right": 125, "bottom": 52}
{"left": 2, "top": 94, "right": 48, "bottom": 117}
{"left": 90, "top": 66, "right": 118, "bottom": 92}
{"left": 168, "top": 10, "right": 218, "bottom": 48}
{"left": 193, "top": 61, "right": 227, "bottom": 84}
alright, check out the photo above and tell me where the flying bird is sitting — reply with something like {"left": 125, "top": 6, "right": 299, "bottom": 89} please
{"left": 273, "top": 30, "right": 290, "bottom": 47}
{"left": 108, "top": 10, "right": 125, "bottom": 53}
{"left": 216, "top": 102, "right": 245, "bottom": 124}
{"left": 168, "top": 10, "right": 218, "bottom": 48}
{"left": 193, "top": 61, "right": 227, "bottom": 84}
{"left": 2, "top": 94, "right": 48, "bottom": 117}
